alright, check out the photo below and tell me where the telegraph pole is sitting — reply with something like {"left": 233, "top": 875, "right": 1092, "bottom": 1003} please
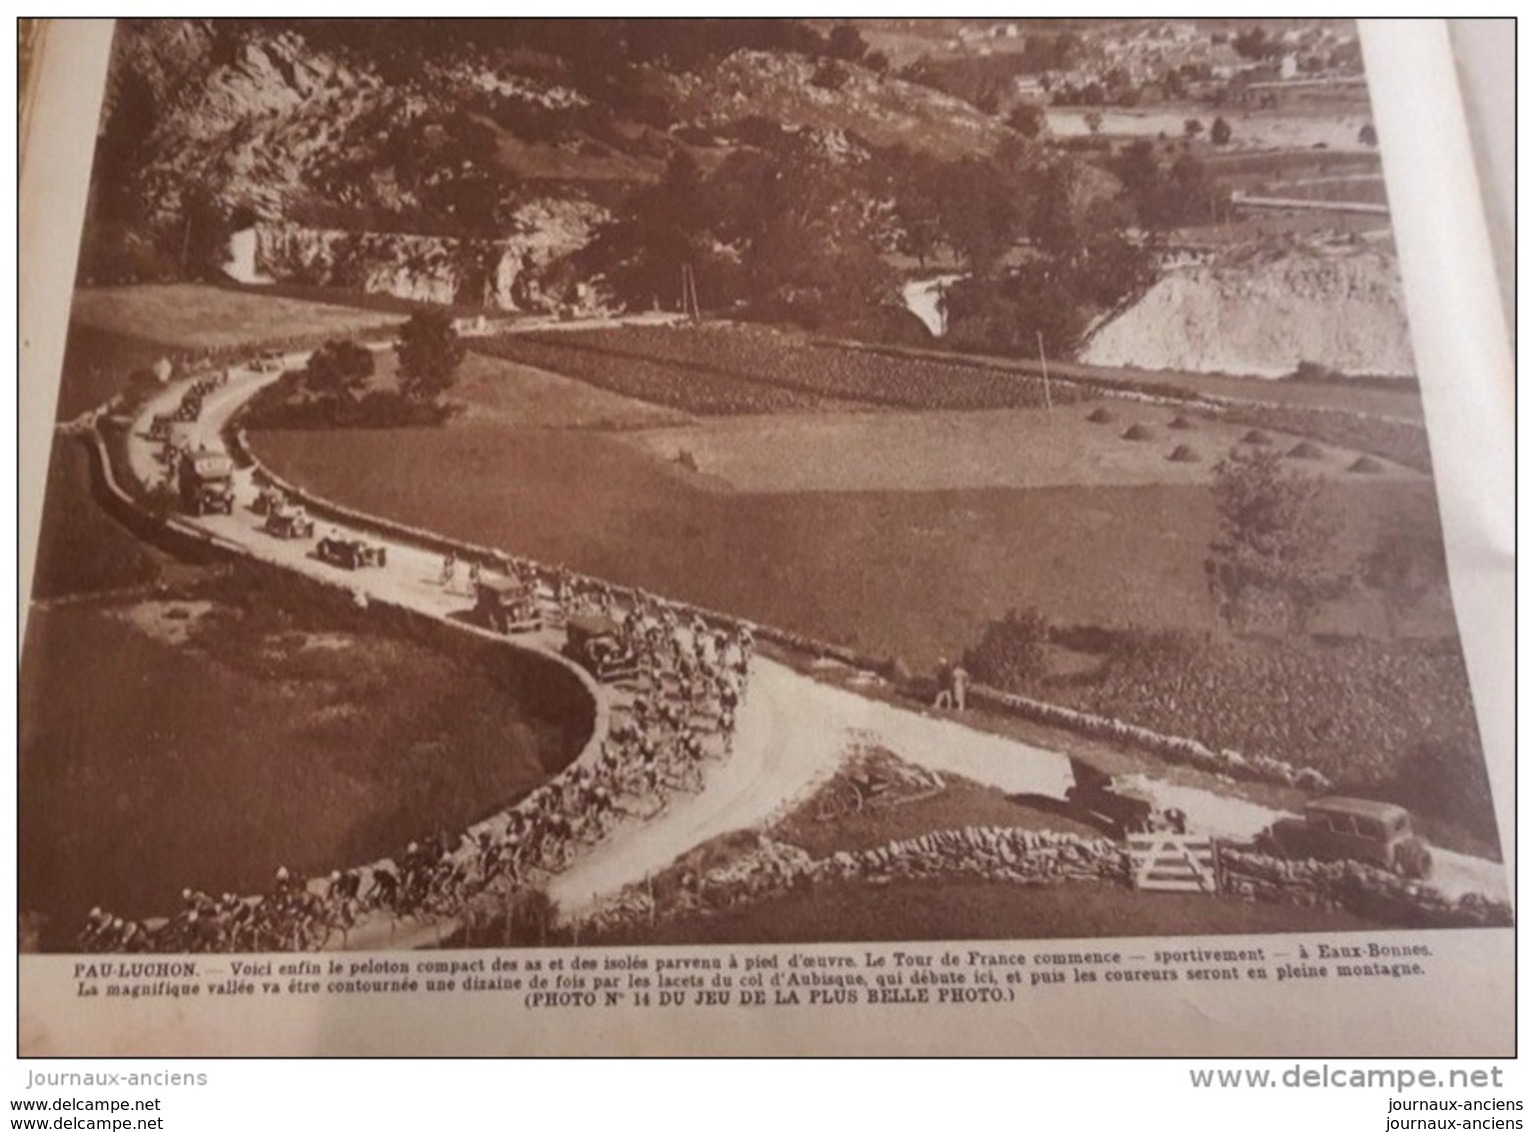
{"left": 1037, "top": 331, "right": 1053, "bottom": 412}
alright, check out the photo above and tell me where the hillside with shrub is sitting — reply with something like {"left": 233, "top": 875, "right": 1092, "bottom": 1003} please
{"left": 87, "top": 20, "right": 1030, "bottom": 280}
{"left": 85, "top": 19, "right": 1154, "bottom": 350}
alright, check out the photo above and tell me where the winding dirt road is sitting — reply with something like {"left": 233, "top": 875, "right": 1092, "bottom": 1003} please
{"left": 120, "top": 357, "right": 1509, "bottom": 921}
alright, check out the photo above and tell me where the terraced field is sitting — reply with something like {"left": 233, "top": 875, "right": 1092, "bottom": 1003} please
{"left": 69, "top": 284, "right": 403, "bottom": 352}
{"left": 472, "top": 333, "right": 833, "bottom": 415}
{"left": 474, "top": 324, "right": 1077, "bottom": 414}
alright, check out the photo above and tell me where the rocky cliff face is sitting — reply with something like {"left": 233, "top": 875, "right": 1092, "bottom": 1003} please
{"left": 253, "top": 196, "right": 604, "bottom": 310}
{"left": 121, "top": 25, "right": 395, "bottom": 221}
{"left": 1080, "top": 240, "right": 1415, "bottom": 378}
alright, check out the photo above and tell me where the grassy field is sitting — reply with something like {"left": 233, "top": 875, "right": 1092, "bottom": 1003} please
{"left": 1047, "top": 105, "right": 1374, "bottom": 151}
{"left": 580, "top": 876, "right": 1385, "bottom": 946}
{"left": 434, "top": 351, "right": 690, "bottom": 432}
{"left": 48, "top": 324, "right": 173, "bottom": 421}
{"left": 1170, "top": 211, "right": 1394, "bottom": 247}
{"left": 27, "top": 435, "right": 164, "bottom": 601}
{"left": 1237, "top": 177, "right": 1390, "bottom": 206}
{"left": 254, "top": 423, "right": 1209, "bottom": 666}
{"left": 69, "top": 284, "right": 403, "bottom": 351}
{"left": 209, "top": 279, "right": 495, "bottom": 321}
{"left": 616, "top": 401, "right": 1418, "bottom": 494}
{"left": 18, "top": 571, "right": 575, "bottom": 950}
{"left": 253, "top": 419, "right": 1446, "bottom": 674}
{"left": 1203, "top": 149, "right": 1382, "bottom": 179}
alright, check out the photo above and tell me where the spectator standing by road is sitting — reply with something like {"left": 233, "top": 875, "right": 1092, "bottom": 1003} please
{"left": 951, "top": 663, "right": 970, "bottom": 712}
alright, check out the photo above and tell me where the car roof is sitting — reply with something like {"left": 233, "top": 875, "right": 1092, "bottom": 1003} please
{"left": 567, "top": 613, "right": 621, "bottom": 636}
{"left": 477, "top": 574, "right": 528, "bottom": 596}
{"left": 1306, "top": 796, "right": 1409, "bottom": 821}
{"left": 189, "top": 453, "right": 234, "bottom": 476}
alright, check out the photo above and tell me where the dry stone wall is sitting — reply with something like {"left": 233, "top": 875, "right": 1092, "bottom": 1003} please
{"left": 581, "top": 825, "right": 1510, "bottom": 937}
{"left": 1220, "top": 848, "right": 1513, "bottom": 928}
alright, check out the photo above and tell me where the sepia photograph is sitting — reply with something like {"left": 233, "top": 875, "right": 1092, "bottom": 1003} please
{"left": 14, "top": 17, "right": 1514, "bottom": 1057}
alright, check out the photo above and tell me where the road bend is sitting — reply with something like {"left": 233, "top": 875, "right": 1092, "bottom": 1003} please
{"left": 119, "top": 358, "right": 1508, "bottom": 919}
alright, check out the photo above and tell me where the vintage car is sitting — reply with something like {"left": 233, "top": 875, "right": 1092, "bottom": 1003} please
{"left": 563, "top": 613, "right": 640, "bottom": 682}
{"left": 1064, "top": 757, "right": 1186, "bottom": 839}
{"left": 264, "top": 501, "right": 315, "bottom": 540}
{"left": 474, "top": 575, "right": 541, "bottom": 633}
{"left": 175, "top": 451, "right": 235, "bottom": 516}
{"left": 1260, "top": 796, "right": 1432, "bottom": 879}
{"left": 317, "top": 534, "right": 387, "bottom": 570}
{"left": 251, "top": 484, "right": 286, "bottom": 516}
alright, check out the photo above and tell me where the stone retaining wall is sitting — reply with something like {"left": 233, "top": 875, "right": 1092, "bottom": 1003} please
{"left": 1219, "top": 848, "right": 1512, "bottom": 928}
{"left": 579, "top": 826, "right": 1509, "bottom": 937}
{"left": 967, "top": 684, "right": 1333, "bottom": 792}
{"left": 579, "top": 827, "right": 1128, "bottom": 935}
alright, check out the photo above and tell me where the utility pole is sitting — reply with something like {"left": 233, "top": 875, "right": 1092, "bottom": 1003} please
{"left": 1037, "top": 331, "right": 1053, "bottom": 412}
{"left": 682, "top": 263, "right": 701, "bottom": 323}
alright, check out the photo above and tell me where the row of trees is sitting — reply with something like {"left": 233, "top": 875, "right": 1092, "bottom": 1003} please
{"left": 1107, "top": 139, "right": 1231, "bottom": 229}
{"left": 250, "top": 312, "right": 466, "bottom": 429}
{"left": 304, "top": 312, "right": 463, "bottom": 404}
{"left": 582, "top": 126, "right": 1162, "bottom": 352}
{"left": 579, "top": 136, "right": 898, "bottom": 331}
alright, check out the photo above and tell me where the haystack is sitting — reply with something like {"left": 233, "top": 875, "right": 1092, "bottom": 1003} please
{"left": 1348, "top": 455, "right": 1384, "bottom": 474}
{"left": 1120, "top": 423, "right": 1153, "bottom": 441}
{"left": 1167, "top": 444, "right": 1199, "bottom": 463}
{"left": 1086, "top": 406, "right": 1116, "bottom": 424}
{"left": 1240, "top": 429, "right": 1272, "bottom": 445}
{"left": 1167, "top": 414, "right": 1195, "bottom": 430}
{"left": 1286, "top": 440, "right": 1325, "bottom": 460}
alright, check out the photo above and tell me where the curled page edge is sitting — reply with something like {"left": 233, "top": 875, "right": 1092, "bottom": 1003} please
{"left": 1360, "top": 18, "right": 1515, "bottom": 890}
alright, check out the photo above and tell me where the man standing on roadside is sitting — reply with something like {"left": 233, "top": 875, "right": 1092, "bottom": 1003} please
{"left": 950, "top": 662, "right": 970, "bottom": 712}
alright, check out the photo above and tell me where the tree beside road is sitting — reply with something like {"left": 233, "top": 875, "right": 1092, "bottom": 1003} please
{"left": 396, "top": 311, "right": 466, "bottom": 404}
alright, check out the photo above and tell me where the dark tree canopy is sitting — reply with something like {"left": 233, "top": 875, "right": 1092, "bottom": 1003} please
{"left": 303, "top": 339, "right": 375, "bottom": 398}
{"left": 827, "top": 24, "right": 869, "bottom": 63}
{"left": 962, "top": 607, "right": 1051, "bottom": 690}
{"left": 395, "top": 312, "right": 466, "bottom": 403}
{"left": 938, "top": 157, "right": 1026, "bottom": 277}
{"left": 580, "top": 152, "right": 718, "bottom": 311}
{"left": 1007, "top": 102, "right": 1048, "bottom": 139}
{"left": 1109, "top": 141, "right": 1229, "bottom": 230}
